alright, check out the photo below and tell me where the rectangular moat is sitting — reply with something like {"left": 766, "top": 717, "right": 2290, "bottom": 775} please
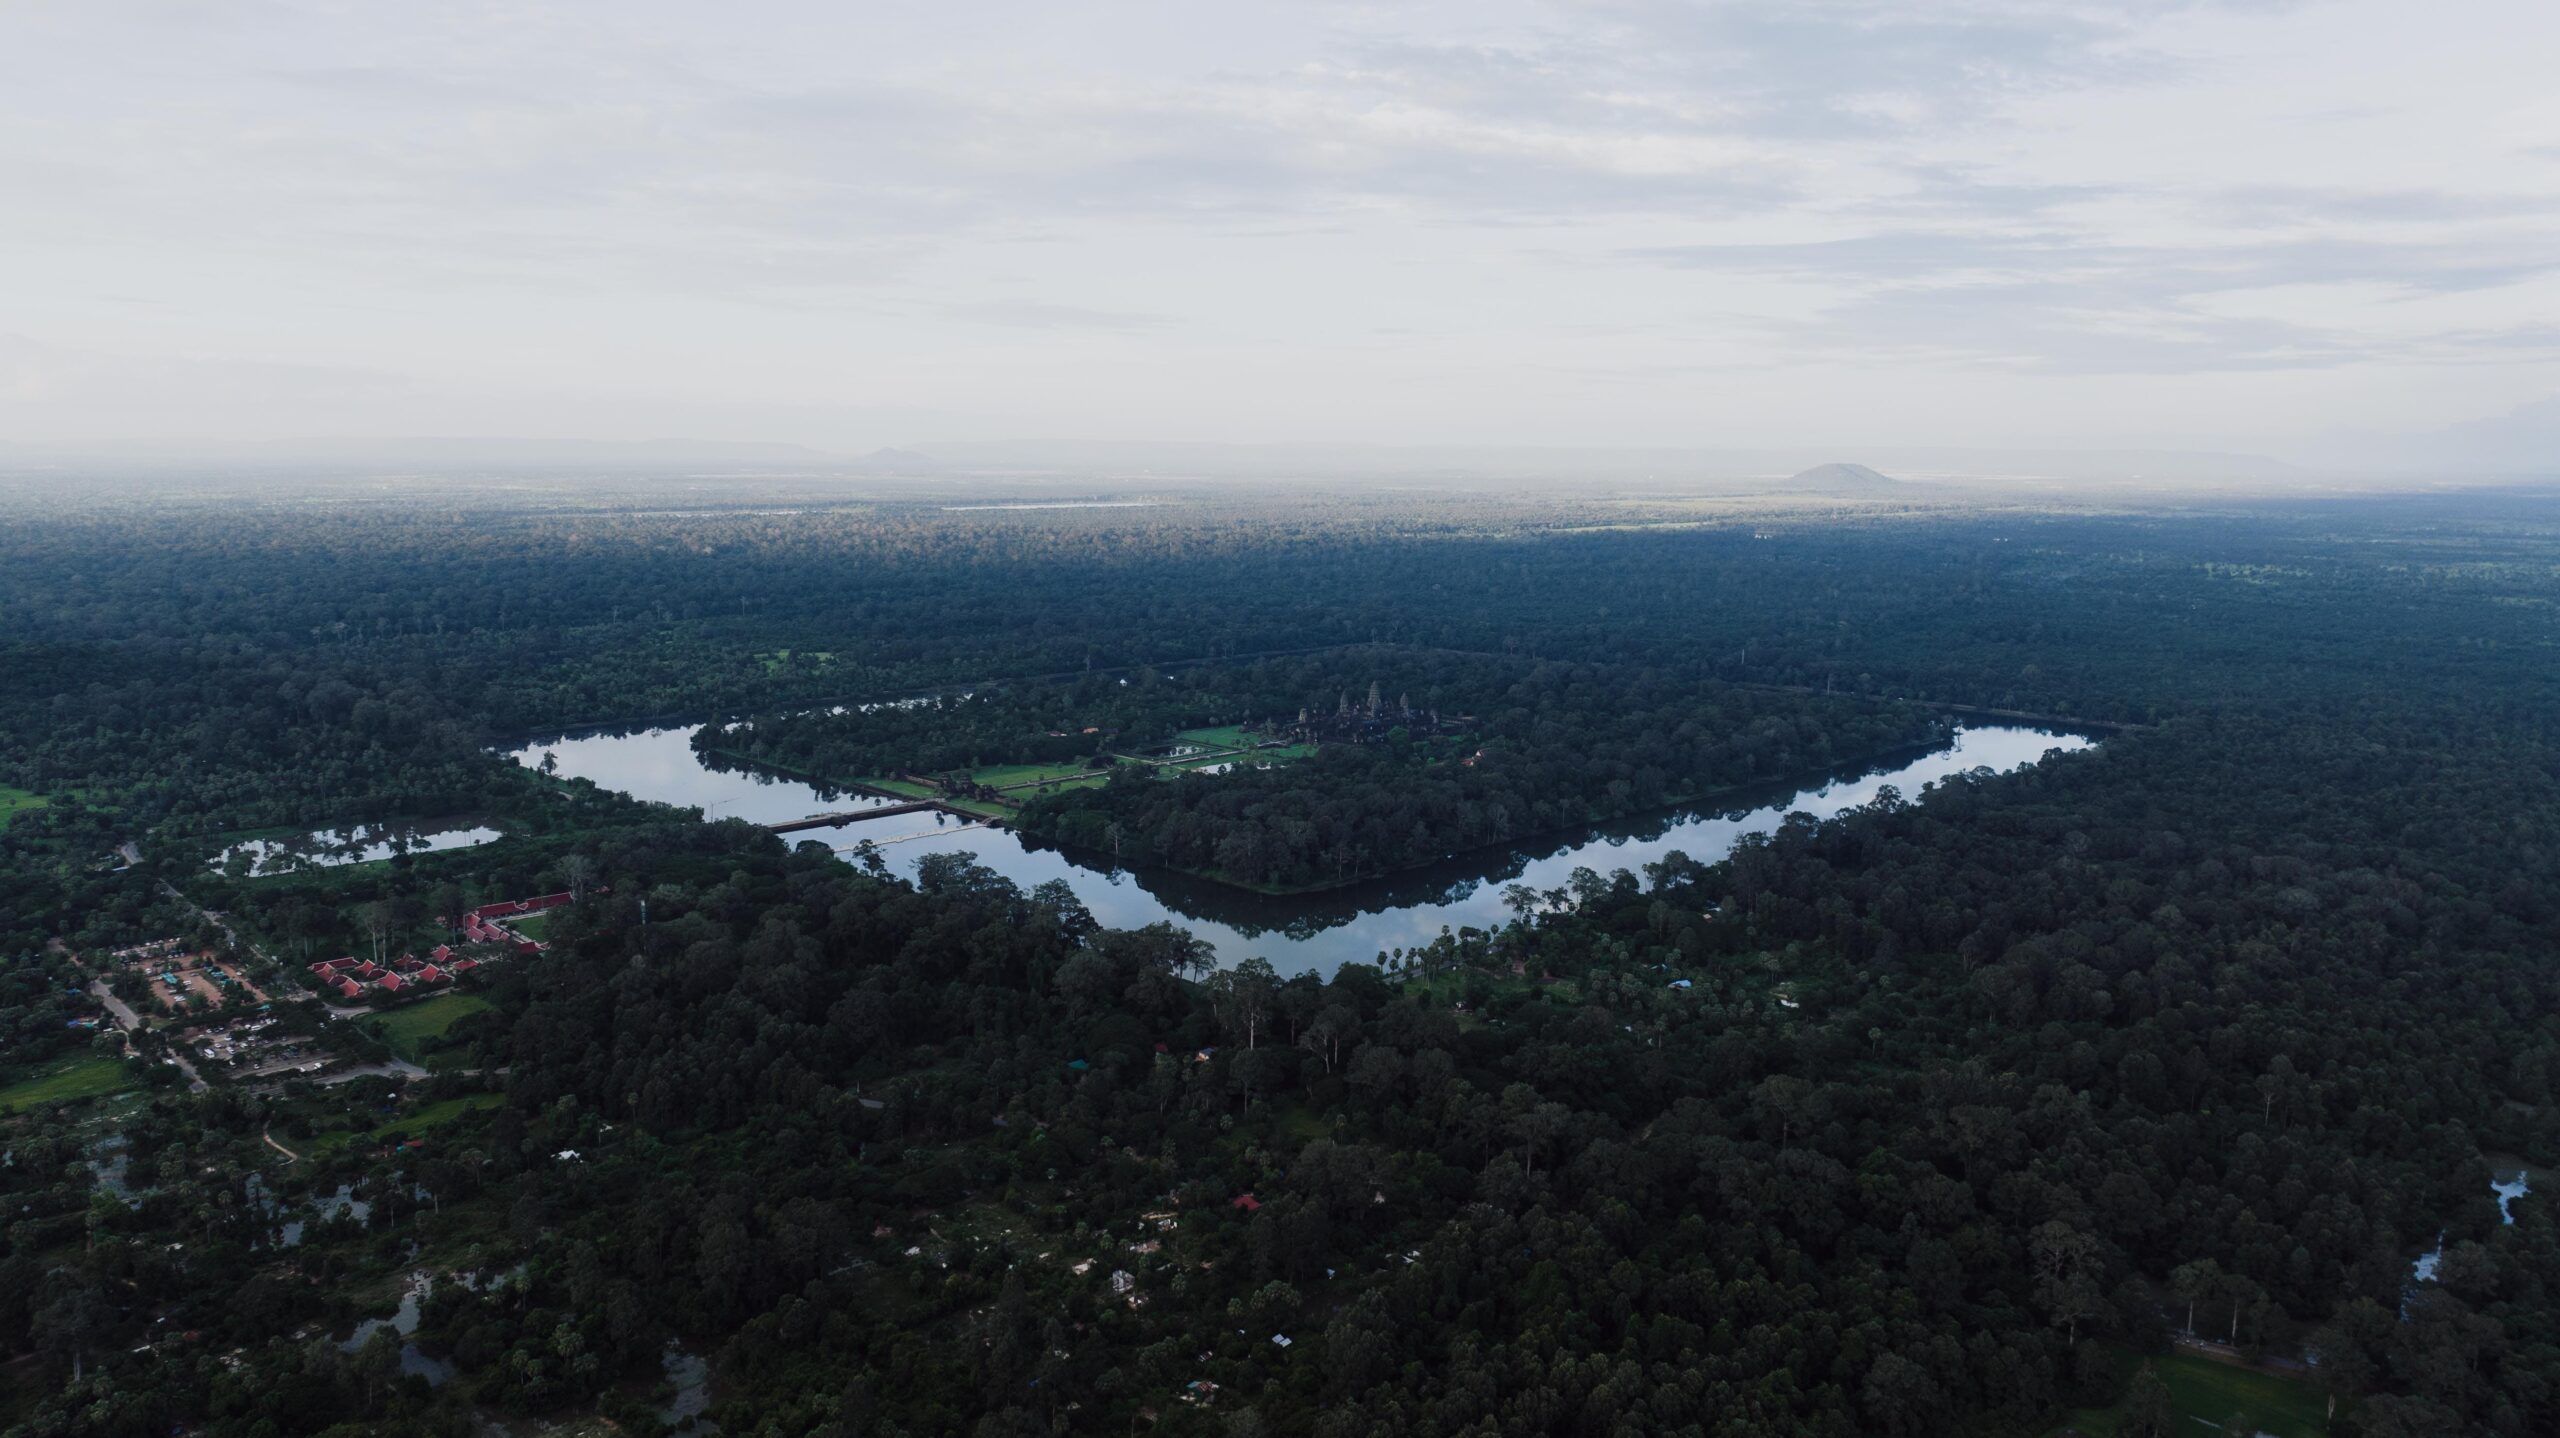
{"left": 508, "top": 722, "right": 2095, "bottom": 976}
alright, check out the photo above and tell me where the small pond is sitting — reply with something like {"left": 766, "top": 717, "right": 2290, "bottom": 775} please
{"left": 336, "top": 1270, "right": 455, "bottom": 1385}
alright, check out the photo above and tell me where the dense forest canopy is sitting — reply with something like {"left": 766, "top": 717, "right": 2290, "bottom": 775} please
{"left": 706, "top": 649, "right": 1947, "bottom": 890}
{"left": 3, "top": 480, "right": 2559, "bottom": 1437}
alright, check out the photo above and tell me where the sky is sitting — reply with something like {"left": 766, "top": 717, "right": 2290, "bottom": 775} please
{"left": 5, "top": 0, "right": 2560, "bottom": 464}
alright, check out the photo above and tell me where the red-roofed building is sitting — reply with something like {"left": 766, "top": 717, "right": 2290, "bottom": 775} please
{"left": 430, "top": 945, "right": 454, "bottom": 963}
{"left": 1230, "top": 1193, "right": 1262, "bottom": 1213}
{"left": 416, "top": 965, "right": 449, "bottom": 984}
{"left": 332, "top": 977, "right": 363, "bottom": 1000}
{"left": 449, "top": 959, "right": 480, "bottom": 974}
{"left": 376, "top": 973, "right": 408, "bottom": 994}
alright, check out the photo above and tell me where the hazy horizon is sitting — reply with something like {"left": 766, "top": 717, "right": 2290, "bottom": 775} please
{"left": 8, "top": 2, "right": 2560, "bottom": 473}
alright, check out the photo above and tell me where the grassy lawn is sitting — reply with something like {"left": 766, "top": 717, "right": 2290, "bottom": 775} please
{"left": 1167, "top": 736, "right": 1310, "bottom": 772}
{"left": 1173, "top": 726, "right": 1258, "bottom": 750}
{"left": 2062, "top": 1352, "right": 2337, "bottom": 1438}
{"left": 971, "top": 761, "right": 1102, "bottom": 789}
{"left": 1166, "top": 743, "right": 1314, "bottom": 771}
{"left": 1268, "top": 1100, "right": 1333, "bottom": 1144}
{"left": 861, "top": 777, "right": 941, "bottom": 799}
{"left": 0, "top": 786, "right": 48, "bottom": 831}
{"left": 504, "top": 911, "right": 550, "bottom": 942}
{"left": 364, "top": 992, "right": 496, "bottom": 1061}
{"left": 377, "top": 1092, "right": 503, "bottom": 1136}
{"left": 309, "top": 1090, "right": 508, "bottom": 1150}
{"left": 0, "top": 1055, "right": 139, "bottom": 1112}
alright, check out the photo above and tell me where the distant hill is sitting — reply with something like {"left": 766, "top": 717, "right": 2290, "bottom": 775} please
{"left": 843, "top": 447, "right": 943, "bottom": 474}
{"left": 1775, "top": 462, "right": 1904, "bottom": 492}
{"left": 2309, "top": 395, "right": 2560, "bottom": 479}
{"left": 905, "top": 441, "right": 2298, "bottom": 490}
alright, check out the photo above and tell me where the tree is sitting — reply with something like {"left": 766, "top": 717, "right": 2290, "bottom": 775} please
{"left": 1302, "top": 1003, "right": 1359, "bottom": 1072}
{"left": 2118, "top": 1363, "right": 2176, "bottom": 1438}
{"left": 2220, "top": 1274, "right": 2268, "bottom": 1348}
{"left": 2170, "top": 1258, "right": 2224, "bottom": 1338}
{"left": 2030, "top": 1221, "right": 2107, "bottom": 1348}
{"left": 1214, "top": 958, "right": 1279, "bottom": 1049}
{"left": 357, "top": 899, "right": 393, "bottom": 965}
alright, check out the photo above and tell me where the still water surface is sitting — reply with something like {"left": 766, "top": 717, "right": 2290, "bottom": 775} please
{"left": 209, "top": 823, "right": 502, "bottom": 875}
{"left": 508, "top": 724, "right": 2092, "bottom": 975}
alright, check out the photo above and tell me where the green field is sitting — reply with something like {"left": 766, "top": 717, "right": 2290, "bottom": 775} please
{"left": 0, "top": 786, "right": 48, "bottom": 831}
{"left": 1172, "top": 725, "right": 1260, "bottom": 751}
{"left": 1166, "top": 742, "right": 1314, "bottom": 771}
{"left": 2063, "top": 1352, "right": 2337, "bottom": 1438}
{"left": 376, "top": 1092, "right": 503, "bottom": 1136}
{"left": 852, "top": 738, "right": 1297, "bottom": 820}
{"left": 504, "top": 910, "right": 550, "bottom": 942}
{"left": 308, "top": 1090, "right": 507, "bottom": 1151}
{"left": 364, "top": 992, "right": 496, "bottom": 1061}
{"left": 0, "top": 1055, "right": 138, "bottom": 1112}
{"left": 969, "top": 761, "right": 1101, "bottom": 789}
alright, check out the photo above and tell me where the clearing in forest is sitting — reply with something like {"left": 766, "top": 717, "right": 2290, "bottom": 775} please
{"left": 965, "top": 761, "right": 1103, "bottom": 790}
{"left": 0, "top": 785, "right": 47, "bottom": 830}
{"left": 365, "top": 992, "right": 496, "bottom": 1063}
{"left": 1171, "top": 725, "right": 1258, "bottom": 751}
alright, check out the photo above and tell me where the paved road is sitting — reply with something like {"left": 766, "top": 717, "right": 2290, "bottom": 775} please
{"left": 305, "top": 1059, "right": 429, "bottom": 1086}
{"left": 159, "top": 877, "right": 329, "bottom": 1008}
{"left": 158, "top": 879, "right": 261, "bottom": 958}
{"left": 86, "top": 978, "right": 206, "bottom": 1092}
{"left": 88, "top": 981, "right": 144, "bottom": 1033}
{"left": 234, "top": 1056, "right": 335, "bottom": 1081}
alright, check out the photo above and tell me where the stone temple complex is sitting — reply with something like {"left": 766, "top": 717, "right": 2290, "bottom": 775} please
{"left": 1271, "top": 681, "right": 1462, "bottom": 745}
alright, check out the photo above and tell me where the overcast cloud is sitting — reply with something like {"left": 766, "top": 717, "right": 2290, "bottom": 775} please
{"left": 4, "top": 0, "right": 2557, "bottom": 462}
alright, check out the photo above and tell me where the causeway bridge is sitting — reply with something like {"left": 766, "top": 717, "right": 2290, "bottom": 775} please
{"left": 766, "top": 800, "right": 966, "bottom": 834}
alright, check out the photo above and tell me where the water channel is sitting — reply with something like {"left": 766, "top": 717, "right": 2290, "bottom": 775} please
{"left": 508, "top": 723, "right": 2095, "bottom": 976}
